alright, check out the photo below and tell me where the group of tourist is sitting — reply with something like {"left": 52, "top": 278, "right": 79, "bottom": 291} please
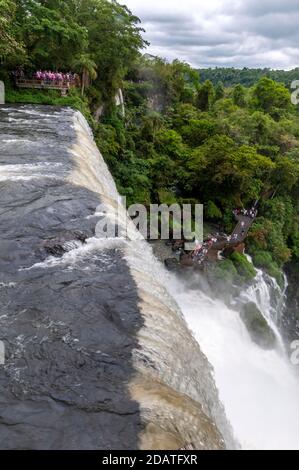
{"left": 13, "top": 68, "right": 79, "bottom": 86}
{"left": 34, "top": 71, "right": 78, "bottom": 84}
{"left": 233, "top": 207, "right": 258, "bottom": 219}
{"left": 191, "top": 236, "right": 218, "bottom": 261}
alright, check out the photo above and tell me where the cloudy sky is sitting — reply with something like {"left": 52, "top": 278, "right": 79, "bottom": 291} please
{"left": 123, "top": 0, "right": 299, "bottom": 69}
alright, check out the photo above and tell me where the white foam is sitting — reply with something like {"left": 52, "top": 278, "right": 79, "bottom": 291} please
{"left": 169, "top": 273, "right": 299, "bottom": 450}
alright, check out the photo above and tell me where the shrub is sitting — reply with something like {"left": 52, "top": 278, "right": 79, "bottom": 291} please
{"left": 230, "top": 252, "right": 256, "bottom": 283}
{"left": 205, "top": 200, "right": 222, "bottom": 220}
{"left": 213, "top": 259, "right": 239, "bottom": 284}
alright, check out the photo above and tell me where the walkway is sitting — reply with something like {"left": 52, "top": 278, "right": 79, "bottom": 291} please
{"left": 15, "top": 78, "right": 75, "bottom": 96}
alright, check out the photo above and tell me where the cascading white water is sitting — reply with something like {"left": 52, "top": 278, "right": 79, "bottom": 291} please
{"left": 115, "top": 89, "right": 125, "bottom": 117}
{"left": 244, "top": 260, "right": 288, "bottom": 327}
{"left": 240, "top": 262, "right": 287, "bottom": 352}
{"left": 166, "top": 268, "right": 299, "bottom": 450}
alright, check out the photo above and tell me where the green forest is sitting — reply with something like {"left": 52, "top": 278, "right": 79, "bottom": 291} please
{"left": 199, "top": 67, "right": 299, "bottom": 88}
{"left": 1, "top": 0, "right": 299, "bottom": 285}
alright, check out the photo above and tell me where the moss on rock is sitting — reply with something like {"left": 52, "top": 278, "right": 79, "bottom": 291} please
{"left": 230, "top": 252, "right": 256, "bottom": 283}
{"left": 240, "top": 302, "right": 277, "bottom": 350}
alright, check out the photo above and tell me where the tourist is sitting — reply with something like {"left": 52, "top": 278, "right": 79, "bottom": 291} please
{"left": 33, "top": 70, "right": 76, "bottom": 83}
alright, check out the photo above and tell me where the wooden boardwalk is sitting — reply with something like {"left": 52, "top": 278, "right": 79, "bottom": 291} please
{"left": 230, "top": 214, "right": 255, "bottom": 244}
{"left": 15, "top": 79, "right": 75, "bottom": 96}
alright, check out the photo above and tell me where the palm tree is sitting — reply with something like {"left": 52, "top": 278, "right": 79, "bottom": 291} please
{"left": 72, "top": 54, "right": 98, "bottom": 96}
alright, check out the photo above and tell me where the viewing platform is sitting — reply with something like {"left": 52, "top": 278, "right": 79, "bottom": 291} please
{"left": 15, "top": 78, "right": 76, "bottom": 96}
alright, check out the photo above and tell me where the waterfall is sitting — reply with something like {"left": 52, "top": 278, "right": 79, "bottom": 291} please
{"left": 0, "top": 105, "right": 234, "bottom": 450}
{"left": 240, "top": 259, "right": 288, "bottom": 351}
{"left": 167, "top": 266, "right": 299, "bottom": 450}
{"left": 115, "top": 89, "right": 125, "bottom": 117}
{"left": 2, "top": 104, "right": 298, "bottom": 450}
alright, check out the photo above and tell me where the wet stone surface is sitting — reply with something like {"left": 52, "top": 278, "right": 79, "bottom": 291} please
{"left": 0, "top": 105, "right": 143, "bottom": 449}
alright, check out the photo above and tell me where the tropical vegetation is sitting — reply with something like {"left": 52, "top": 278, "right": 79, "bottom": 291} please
{"left": 1, "top": 0, "right": 299, "bottom": 283}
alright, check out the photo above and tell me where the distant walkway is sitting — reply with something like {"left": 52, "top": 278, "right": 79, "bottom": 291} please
{"left": 230, "top": 213, "right": 255, "bottom": 243}
{"left": 189, "top": 207, "right": 257, "bottom": 264}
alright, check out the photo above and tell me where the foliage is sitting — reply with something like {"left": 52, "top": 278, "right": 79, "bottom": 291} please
{"left": 196, "top": 80, "right": 215, "bottom": 111}
{"left": 0, "top": 0, "right": 24, "bottom": 62}
{"left": 205, "top": 201, "right": 222, "bottom": 220}
{"left": 199, "top": 67, "right": 299, "bottom": 88}
{"left": 251, "top": 77, "right": 291, "bottom": 118}
{"left": 1, "top": 1, "right": 299, "bottom": 278}
{"left": 2, "top": 0, "right": 146, "bottom": 108}
{"left": 232, "top": 84, "right": 246, "bottom": 107}
{"left": 230, "top": 252, "right": 256, "bottom": 283}
{"left": 213, "top": 259, "right": 239, "bottom": 284}
{"left": 6, "top": 86, "right": 92, "bottom": 118}
{"left": 181, "top": 119, "right": 217, "bottom": 147}
{"left": 240, "top": 302, "right": 277, "bottom": 349}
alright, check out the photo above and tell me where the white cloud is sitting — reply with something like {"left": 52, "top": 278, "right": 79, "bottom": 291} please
{"left": 123, "top": 0, "right": 299, "bottom": 69}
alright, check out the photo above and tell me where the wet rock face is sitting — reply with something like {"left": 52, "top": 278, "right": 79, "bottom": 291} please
{"left": 41, "top": 230, "right": 88, "bottom": 257}
{"left": 164, "top": 258, "right": 181, "bottom": 271}
{"left": 240, "top": 302, "right": 277, "bottom": 350}
{"left": 0, "top": 105, "right": 143, "bottom": 449}
{"left": 0, "top": 254, "right": 144, "bottom": 450}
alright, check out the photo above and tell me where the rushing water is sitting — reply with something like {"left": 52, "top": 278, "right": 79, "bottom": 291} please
{"left": 0, "top": 105, "right": 233, "bottom": 450}
{"left": 167, "top": 268, "right": 299, "bottom": 450}
{"left": 136, "top": 239, "right": 299, "bottom": 449}
{"left": 1, "top": 104, "right": 298, "bottom": 450}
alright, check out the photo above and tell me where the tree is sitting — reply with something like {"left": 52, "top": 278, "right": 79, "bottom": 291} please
{"left": 171, "top": 59, "right": 200, "bottom": 103}
{"left": 185, "top": 135, "right": 275, "bottom": 204}
{"left": 171, "top": 103, "right": 200, "bottom": 129}
{"left": 196, "top": 80, "right": 215, "bottom": 111}
{"left": 78, "top": 0, "right": 147, "bottom": 104}
{"left": 12, "top": 0, "right": 146, "bottom": 108}
{"left": 205, "top": 200, "right": 222, "bottom": 220}
{"left": 154, "top": 128, "right": 185, "bottom": 159}
{"left": 252, "top": 77, "right": 291, "bottom": 117}
{"left": 271, "top": 157, "right": 299, "bottom": 196}
{"left": 232, "top": 84, "right": 246, "bottom": 107}
{"left": 16, "top": 0, "right": 88, "bottom": 69}
{"left": 72, "top": 53, "right": 97, "bottom": 96}
{"left": 181, "top": 119, "right": 216, "bottom": 147}
{"left": 140, "top": 111, "right": 164, "bottom": 143}
{"left": 246, "top": 111, "right": 278, "bottom": 146}
{"left": 0, "top": 0, "right": 24, "bottom": 62}
{"left": 215, "top": 81, "right": 225, "bottom": 101}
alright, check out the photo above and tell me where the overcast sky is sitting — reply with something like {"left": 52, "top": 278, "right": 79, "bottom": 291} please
{"left": 122, "top": 0, "right": 299, "bottom": 69}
